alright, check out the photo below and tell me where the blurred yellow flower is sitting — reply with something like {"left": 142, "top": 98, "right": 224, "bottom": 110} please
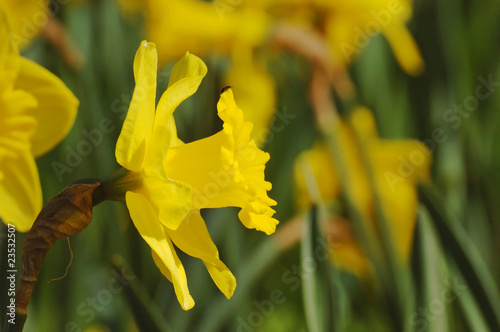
{"left": 295, "top": 107, "right": 430, "bottom": 277}
{"left": 1, "top": 0, "right": 50, "bottom": 49}
{"left": 121, "top": 0, "right": 270, "bottom": 64}
{"left": 321, "top": 0, "right": 424, "bottom": 74}
{"left": 0, "top": 7, "right": 78, "bottom": 232}
{"left": 248, "top": 0, "right": 423, "bottom": 74}
{"left": 116, "top": 41, "right": 277, "bottom": 310}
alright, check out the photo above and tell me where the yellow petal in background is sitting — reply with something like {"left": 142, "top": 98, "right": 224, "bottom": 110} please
{"left": 0, "top": 3, "right": 20, "bottom": 91}
{"left": 148, "top": 0, "right": 270, "bottom": 63}
{"left": 14, "top": 57, "right": 78, "bottom": 157}
{"left": 0, "top": 151, "right": 42, "bottom": 231}
{"left": 2, "top": 0, "right": 50, "bottom": 49}
{"left": 116, "top": 40, "right": 157, "bottom": 172}
{"left": 294, "top": 106, "right": 431, "bottom": 276}
{"left": 167, "top": 210, "right": 236, "bottom": 299}
{"left": 125, "top": 191, "right": 195, "bottom": 310}
{"left": 383, "top": 23, "right": 424, "bottom": 75}
{"left": 293, "top": 143, "right": 340, "bottom": 208}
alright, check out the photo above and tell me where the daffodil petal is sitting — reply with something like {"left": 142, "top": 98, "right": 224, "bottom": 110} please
{"left": 166, "top": 210, "right": 236, "bottom": 299}
{"left": 294, "top": 143, "right": 341, "bottom": 208}
{"left": 148, "top": 0, "right": 270, "bottom": 63}
{"left": 13, "top": 57, "right": 78, "bottom": 157}
{"left": 0, "top": 151, "right": 42, "bottom": 232}
{"left": 141, "top": 174, "right": 193, "bottom": 230}
{"left": 330, "top": 226, "right": 372, "bottom": 278}
{"left": 125, "top": 191, "right": 194, "bottom": 310}
{"left": 376, "top": 177, "right": 418, "bottom": 262}
{"left": 0, "top": 3, "right": 19, "bottom": 91}
{"left": 238, "top": 202, "right": 278, "bottom": 235}
{"left": 145, "top": 52, "right": 207, "bottom": 170}
{"left": 2, "top": 0, "right": 49, "bottom": 49}
{"left": 383, "top": 23, "right": 424, "bottom": 75}
{"left": 116, "top": 40, "right": 157, "bottom": 171}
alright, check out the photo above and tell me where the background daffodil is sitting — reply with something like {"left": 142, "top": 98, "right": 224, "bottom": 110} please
{"left": 117, "top": 0, "right": 422, "bottom": 150}
{"left": 115, "top": 41, "right": 277, "bottom": 310}
{"left": 0, "top": 7, "right": 78, "bottom": 232}
{"left": 1, "top": 0, "right": 49, "bottom": 48}
{"left": 294, "top": 107, "right": 431, "bottom": 278}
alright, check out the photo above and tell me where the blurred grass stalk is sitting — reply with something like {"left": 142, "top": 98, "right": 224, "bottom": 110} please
{"left": 418, "top": 183, "right": 500, "bottom": 331}
{"left": 310, "top": 67, "right": 416, "bottom": 330}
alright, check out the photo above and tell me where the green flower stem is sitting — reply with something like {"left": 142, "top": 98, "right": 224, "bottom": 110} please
{"left": 349, "top": 120, "right": 416, "bottom": 332}
{"left": 322, "top": 126, "right": 403, "bottom": 329}
{"left": 310, "top": 67, "right": 406, "bottom": 330}
{"left": 418, "top": 183, "right": 500, "bottom": 331}
{"left": 74, "top": 167, "right": 140, "bottom": 206}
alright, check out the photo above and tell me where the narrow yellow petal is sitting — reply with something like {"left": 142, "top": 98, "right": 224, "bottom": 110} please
{"left": 376, "top": 178, "right": 418, "bottom": 262}
{"left": 0, "top": 2, "right": 19, "bottom": 91}
{"left": 293, "top": 144, "right": 341, "bottom": 208}
{"left": 166, "top": 210, "right": 236, "bottom": 299}
{"left": 125, "top": 191, "right": 194, "bottom": 310}
{"left": 2, "top": 0, "right": 49, "bottom": 49}
{"left": 145, "top": 52, "right": 207, "bottom": 170}
{"left": 383, "top": 23, "right": 424, "bottom": 75}
{"left": 116, "top": 40, "right": 157, "bottom": 171}
{"left": 148, "top": 0, "right": 270, "bottom": 63}
{"left": 14, "top": 57, "right": 78, "bottom": 157}
{"left": 0, "top": 151, "right": 42, "bottom": 232}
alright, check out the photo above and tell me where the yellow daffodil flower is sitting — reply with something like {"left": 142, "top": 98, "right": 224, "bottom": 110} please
{"left": 115, "top": 41, "right": 277, "bottom": 310}
{"left": 295, "top": 107, "right": 430, "bottom": 277}
{"left": 164, "top": 86, "right": 279, "bottom": 235}
{"left": 120, "top": 0, "right": 270, "bottom": 64}
{"left": 1, "top": 0, "right": 50, "bottom": 49}
{"left": 322, "top": 0, "right": 423, "bottom": 74}
{"left": 247, "top": 0, "right": 423, "bottom": 74}
{"left": 0, "top": 7, "right": 78, "bottom": 232}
